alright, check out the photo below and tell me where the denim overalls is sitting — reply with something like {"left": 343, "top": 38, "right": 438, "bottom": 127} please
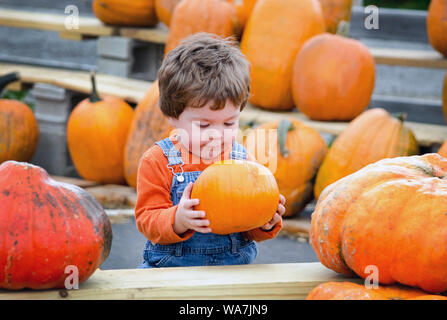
{"left": 138, "top": 137, "right": 258, "bottom": 268}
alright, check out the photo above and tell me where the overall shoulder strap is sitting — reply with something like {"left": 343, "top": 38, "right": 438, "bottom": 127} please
{"left": 230, "top": 141, "right": 247, "bottom": 160}
{"left": 155, "top": 138, "right": 183, "bottom": 166}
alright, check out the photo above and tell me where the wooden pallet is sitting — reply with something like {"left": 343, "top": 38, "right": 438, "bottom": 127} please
{"left": 0, "top": 262, "right": 360, "bottom": 299}
{"left": 0, "top": 63, "right": 147, "bottom": 103}
{"left": 0, "top": 7, "right": 168, "bottom": 42}
{"left": 1, "top": 8, "right": 446, "bottom": 69}
{"left": 0, "top": 8, "right": 116, "bottom": 40}
{"left": 1, "top": 63, "right": 446, "bottom": 148}
{"left": 240, "top": 104, "right": 447, "bottom": 148}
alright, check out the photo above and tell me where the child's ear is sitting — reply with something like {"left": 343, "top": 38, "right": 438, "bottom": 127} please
{"left": 167, "top": 117, "right": 176, "bottom": 127}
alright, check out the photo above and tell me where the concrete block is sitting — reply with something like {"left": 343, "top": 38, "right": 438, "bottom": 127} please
{"left": 130, "top": 41, "right": 164, "bottom": 81}
{"left": 368, "top": 95, "right": 444, "bottom": 125}
{"left": 30, "top": 118, "right": 77, "bottom": 176}
{"left": 373, "top": 64, "right": 445, "bottom": 100}
{"left": 30, "top": 83, "right": 86, "bottom": 177}
{"left": 96, "top": 36, "right": 164, "bottom": 81}
{"left": 97, "top": 36, "right": 134, "bottom": 60}
{"left": 98, "top": 57, "right": 133, "bottom": 78}
{"left": 32, "top": 83, "right": 73, "bottom": 122}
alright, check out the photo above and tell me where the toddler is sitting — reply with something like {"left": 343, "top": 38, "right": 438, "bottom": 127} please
{"left": 135, "top": 33, "right": 285, "bottom": 268}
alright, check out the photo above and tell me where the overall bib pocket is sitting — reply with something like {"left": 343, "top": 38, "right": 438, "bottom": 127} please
{"left": 144, "top": 249, "right": 175, "bottom": 268}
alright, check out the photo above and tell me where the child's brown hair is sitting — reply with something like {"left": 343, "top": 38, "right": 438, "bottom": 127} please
{"left": 158, "top": 32, "right": 251, "bottom": 119}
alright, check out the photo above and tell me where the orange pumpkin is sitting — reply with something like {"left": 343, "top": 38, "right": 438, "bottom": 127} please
{"left": 154, "top": 0, "right": 182, "bottom": 27}
{"left": 240, "top": 0, "right": 326, "bottom": 111}
{"left": 124, "top": 81, "right": 173, "bottom": 188}
{"left": 427, "top": 0, "right": 447, "bottom": 58}
{"left": 93, "top": 0, "right": 158, "bottom": 27}
{"left": 311, "top": 153, "right": 447, "bottom": 293}
{"left": 191, "top": 160, "right": 279, "bottom": 235}
{"left": 245, "top": 118, "right": 327, "bottom": 217}
{"left": 314, "top": 108, "right": 419, "bottom": 199}
{"left": 67, "top": 73, "right": 134, "bottom": 184}
{"left": 307, "top": 282, "right": 447, "bottom": 300}
{"left": 318, "top": 0, "right": 353, "bottom": 33}
{"left": 0, "top": 161, "right": 112, "bottom": 289}
{"left": 0, "top": 72, "right": 39, "bottom": 164}
{"left": 227, "top": 0, "right": 258, "bottom": 31}
{"left": 292, "top": 22, "right": 375, "bottom": 121}
{"left": 164, "top": 0, "right": 241, "bottom": 56}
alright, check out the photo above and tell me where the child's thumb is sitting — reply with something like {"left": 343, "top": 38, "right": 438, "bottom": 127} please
{"left": 182, "top": 182, "right": 193, "bottom": 198}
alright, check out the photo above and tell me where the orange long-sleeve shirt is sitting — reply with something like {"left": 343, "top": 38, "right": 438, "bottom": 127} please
{"left": 135, "top": 136, "right": 282, "bottom": 245}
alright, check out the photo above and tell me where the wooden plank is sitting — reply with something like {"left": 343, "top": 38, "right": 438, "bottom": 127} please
{"left": 119, "top": 25, "right": 169, "bottom": 44}
{"left": 59, "top": 31, "right": 84, "bottom": 41}
{"left": 84, "top": 184, "right": 137, "bottom": 209}
{"left": 50, "top": 175, "right": 101, "bottom": 188}
{"left": 0, "top": 63, "right": 149, "bottom": 103}
{"left": 281, "top": 218, "right": 311, "bottom": 239}
{"left": 104, "top": 209, "right": 135, "bottom": 224}
{"left": 371, "top": 47, "right": 447, "bottom": 69}
{"left": 0, "top": 263, "right": 360, "bottom": 300}
{"left": 0, "top": 8, "right": 116, "bottom": 37}
{"left": 239, "top": 104, "right": 447, "bottom": 147}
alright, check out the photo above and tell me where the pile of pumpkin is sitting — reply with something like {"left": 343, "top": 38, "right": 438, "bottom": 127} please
{"left": 3, "top": 0, "right": 445, "bottom": 191}
{"left": 1, "top": 0, "right": 447, "bottom": 294}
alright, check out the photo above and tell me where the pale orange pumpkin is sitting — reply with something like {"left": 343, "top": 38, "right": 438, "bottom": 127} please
{"left": 318, "top": 0, "right": 353, "bottom": 33}
{"left": 227, "top": 0, "right": 258, "bottom": 31}
{"left": 245, "top": 118, "right": 328, "bottom": 217}
{"left": 164, "top": 0, "right": 241, "bottom": 56}
{"left": 93, "top": 0, "right": 158, "bottom": 27}
{"left": 124, "top": 81, "right": 173, "bottom": 188}
{"left": 67, "top": 73, "right": 134, "bottom": 184}
{"left": 240, "top": 0, "right": 326, "bottom": 110}
{"left": 307, "top": 282, "right": 447, "bottom": 300}
{"left": 427, "top": 0, "right": 447, "bottom": 58}
{"left": 292, "top": 22, "right": 375, "bottom": 121}
{"left": 314, "top": 108, "right": 419, "bottom": 199}
{"left": 311, "top": 153, "right": 447, "bottom": 293}
{"left": 154, "top": 0, "right": 182, "bottom": 27}
{"left": 191, "top": 160, "right": 279, "bottom": 235}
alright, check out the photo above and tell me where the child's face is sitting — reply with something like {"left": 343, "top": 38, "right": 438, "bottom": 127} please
{"left": 168, "top": 99, "right": 240, "bottom": 161}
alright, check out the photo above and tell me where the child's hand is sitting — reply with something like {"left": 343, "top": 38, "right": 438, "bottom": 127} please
{"left": 261, "top": 194, "right": 286, "bottom": 231}
{"left": 173, "top": 182, "right": 212, "bottom": 235}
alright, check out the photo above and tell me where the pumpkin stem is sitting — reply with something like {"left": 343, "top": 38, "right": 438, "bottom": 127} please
{"left": 336, "top": 21, "right": 351, "bottom": 38}
{"left": 278, "top": 119, "right": 295, "bottom": 158}
{"left": 0, "top": 72, "right": 20, "bottom": 94}
{"left": 89, "top": 71, "right": 101, "bottom": 103}
{"left": 391, "top": 112, "right": 407, "bottom": 123}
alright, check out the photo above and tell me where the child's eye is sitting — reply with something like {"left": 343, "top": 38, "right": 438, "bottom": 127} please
{"left": 224, "top": 122, "right": 235, "bottom": 126}
{"left": 199, "top": 123, "right": 209, "bottom": 128}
